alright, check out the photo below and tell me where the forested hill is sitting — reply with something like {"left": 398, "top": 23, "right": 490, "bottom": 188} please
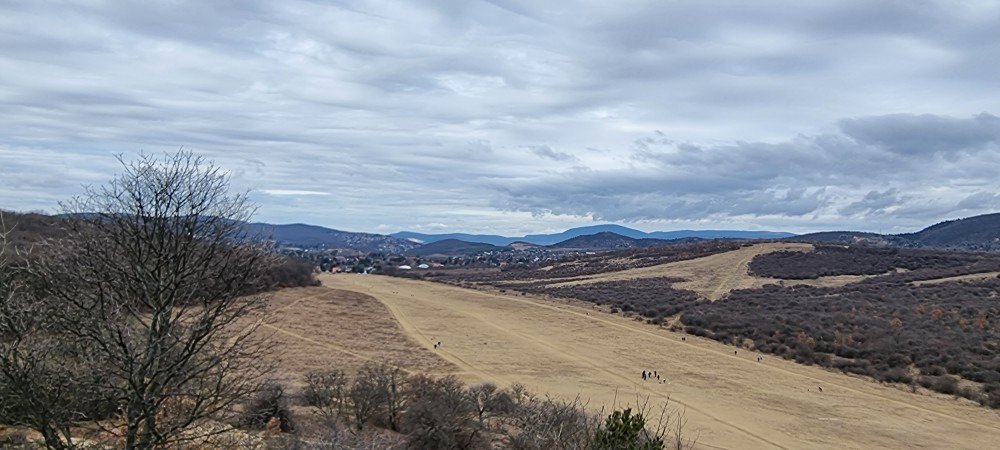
{"left": 791, "top": 212, "right": 1000, "bottom": 251}
{"left": 898, "top": 213, "right": 1000, "bottom": 250}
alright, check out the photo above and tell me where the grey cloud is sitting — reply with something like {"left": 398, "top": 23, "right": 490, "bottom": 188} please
{"left": 493, "top": 113, "right": 1000, "bottom": 225}
{"left": 839, "top": 188, "right": 907, "bottom": 216}
{"left": 955, "top": 191, "right": 1000, "bottom": 211}
{"left": 839, "top": 113, "right": 1000, "bottom": 155}
{"left": 2, "top": 1, "right": 1000, "bottom": 234}
{"left": 527, "top": 145, "right": 576, "bottom": 162}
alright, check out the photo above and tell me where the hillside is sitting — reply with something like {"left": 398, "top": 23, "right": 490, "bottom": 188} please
{"left": 508, "top": 241, "right": 542, "bottom": 250}
{"left": 394, "top": 224, "right": 794, "bottom": 246}
{"left": 405, "top": 239, "right": 504, "bottom": 256}
{"left": 547, "top": 231, "right": 687, "bottom": 250}
{"left": 789, "top": 230, "right": 887, "bottom": 244}
{"left": 790, "top": 212, "right": 1000, "bottom": 251}
{"left": 899, "top": 213, "right": 1000, "bottom": 250}
{"left": 245, "top": 222, "right": 418, "bottom": 253}
{"left": 393, "top": 231, "right": 512, "bottom": 246}
{"left": 0, "top": 210, "right": 66, "bottom": 246}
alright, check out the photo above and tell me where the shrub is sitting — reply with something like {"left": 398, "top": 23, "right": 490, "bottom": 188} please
{"left": 592, "top": 408, "right": 664, "bottom": 450}
{"left": 303, "top": 369, "right": 349, "bottom": 425}
{"left": 402, "top": 374, "right": 482, "bottom": 450}
{"left": 918, "top": 376, "right": 959, "bottom": 396}
{"left": 242, "top": 382, "right": 295, "bottom": 433}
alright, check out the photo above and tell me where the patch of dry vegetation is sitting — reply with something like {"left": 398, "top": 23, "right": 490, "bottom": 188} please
{"left": 252, "top": 286, "right": 457, "bottom": 388}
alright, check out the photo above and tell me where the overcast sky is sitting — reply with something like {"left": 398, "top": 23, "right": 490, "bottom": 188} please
{"left": 2, "top": 1, "right": 999, "bottom": 235}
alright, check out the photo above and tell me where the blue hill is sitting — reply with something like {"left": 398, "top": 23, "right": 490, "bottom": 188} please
{"left": 392, "top": 225, "right": 795, "bottom": 246}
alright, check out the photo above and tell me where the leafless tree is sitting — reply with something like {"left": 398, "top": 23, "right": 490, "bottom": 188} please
{"left": 3, "top": 213, "right": 105, "bottom": 450}
{"left": 402, "top": 374, "right": 484, "bottom": 450}
{"left": 3, "top": 152, "right": 280, "bottom": 449}
{"left": 502, "top": 393, "right": 598, "bottom": 450}
{"left": 347, "top": 363, "right": 410, "bottom": 432}
{"left": 467, "top": 382, "right": 513, "bottom": 427}
{"left": 303, "top": 369, "right": 350, "bottom": 424}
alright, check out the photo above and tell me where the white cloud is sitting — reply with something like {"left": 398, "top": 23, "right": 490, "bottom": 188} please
{"left": 259, "top": 189, "right": 332, "bottom": 197}
{"left": 1, "top": 0, "right": 999, "bottom": 234}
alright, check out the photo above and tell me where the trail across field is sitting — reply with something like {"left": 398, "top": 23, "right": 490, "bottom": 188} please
{"left": 322, "top": 273, "right": 1000, "bottom": 450}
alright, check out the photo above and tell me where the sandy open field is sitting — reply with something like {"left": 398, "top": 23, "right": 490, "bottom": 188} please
{"left": 543, "top": 243, "right": 875, "bottom": 300}
{"left": 313, "top": 273, "right": 1000, "bottom": 450}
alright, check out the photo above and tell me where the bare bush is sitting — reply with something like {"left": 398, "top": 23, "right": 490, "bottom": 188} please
{"left": 304, "top": 369, "right": 350, "bottom": 424}
{"left": 348, "top": 363, "right": 409, "bottom": 432}
{"left": 1, "top": 152, "right": 280, "bottom": 449}
{"left": 502, "top": 394, "right": 598, "bottom": 450}
{"left": 243, "top": 382, "right": 295, "bottom": 433}
{"left": 401, "top": 374, "right": 483, "bottom": 450}
{"left": 467, "top": 382, "right": 514, "bottom": 426}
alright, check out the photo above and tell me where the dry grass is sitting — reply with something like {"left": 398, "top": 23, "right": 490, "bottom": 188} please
{"left": 251, "top": 286, "right": 457, "bottom": 389}
{"left": 320, "top": 273, "right": 1000, "bottom": 450}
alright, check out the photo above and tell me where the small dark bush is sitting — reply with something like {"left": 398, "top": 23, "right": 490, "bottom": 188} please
{"left": 242, "top": 382, "right": 295, "bottom": 433}
{"left": 918, "top": 376, "right": 959, "bottom": 396}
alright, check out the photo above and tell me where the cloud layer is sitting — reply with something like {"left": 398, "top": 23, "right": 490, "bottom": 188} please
{"left": 1, "top": 0, "right": 999, "bottom": 234}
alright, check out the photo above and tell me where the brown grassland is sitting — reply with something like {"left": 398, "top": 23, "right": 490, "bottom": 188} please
{"left": 254, "top": 256, "right": 1000, "bottom": 449}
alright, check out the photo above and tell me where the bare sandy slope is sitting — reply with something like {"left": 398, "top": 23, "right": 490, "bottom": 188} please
{"left": 546, "top": 243, "right": 844, "bottom": 300}
{"left": 321, "top": 273, "right": 1000, "bottom": 450}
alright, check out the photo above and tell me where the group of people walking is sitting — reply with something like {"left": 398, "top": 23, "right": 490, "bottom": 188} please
{"left": 641, "top": 370, "right": 665, "bottom": 383}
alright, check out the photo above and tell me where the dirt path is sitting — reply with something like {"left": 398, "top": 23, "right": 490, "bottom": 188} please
{"left": 322, "top": 274, "right": 1000, "bottom": 450}
{"left": 911, "top": 271, "right": 1000, "bottom": 286}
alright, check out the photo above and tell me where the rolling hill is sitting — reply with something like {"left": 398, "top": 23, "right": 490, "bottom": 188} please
{"left": 241, "top": 222, "right": 419, "bottom": 253}
{"left": 546, "top": 231, "right": 692, "bottom": 250}
{"left": 898, "top": 213, "right": 1000, "bottom": 250}
{"left": 7, "top": 209, "right": 1000, "bottom": 254}
{"left": 394, "top": 224, "right": 795, "bottom": 246}
{"left": 790, "top": 213, "right": 1000, "bottom": 251}
{"left": 405, "top": 239, "right": 504, "bottom": 256}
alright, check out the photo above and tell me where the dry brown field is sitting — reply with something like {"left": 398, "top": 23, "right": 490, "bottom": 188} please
{"left": 256, "top": 286, "right": 457, "bottom": 388}
{"left": 277, "top": 271, "right": 1000, "bottom": 450}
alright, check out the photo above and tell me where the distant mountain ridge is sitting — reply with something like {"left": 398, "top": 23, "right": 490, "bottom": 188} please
{"left": 243, "top": 222, "right": 419, "bottom": 253}
{"left": 10, "top": 209, "right": 999, "bottom": 254}
{"left": 404, "top": 239, "right": 503, "bottom": 256}
{"left": 546, "top": 231, "right": 699, "bottom": 250}
{"left": 393, "top": 224, "right": 795, "bottom": 246}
